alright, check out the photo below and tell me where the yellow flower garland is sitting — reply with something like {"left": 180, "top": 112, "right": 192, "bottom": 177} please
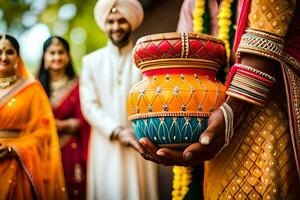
{"left": 172, "top": 166, "right": 193, "bottom": 200}
{"left": 193, "top": 0, "right": 206, "bottom": 33}
{"left": 217, "top": 0, "right": 233, "bottom": 60}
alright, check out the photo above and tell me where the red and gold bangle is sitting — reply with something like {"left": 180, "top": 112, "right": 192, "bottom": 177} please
{"left": 235, "top": 63, "right": 275, "bottom": 82}
{"left": 225, "top": 63, "right": 275, "bottom": 106}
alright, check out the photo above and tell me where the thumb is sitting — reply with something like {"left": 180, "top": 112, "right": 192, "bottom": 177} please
{"left": 199, "top": 110, "right": 224, "bottom": 145}
{"left": 199, "top": 129, "right": 216, "bottom": 145}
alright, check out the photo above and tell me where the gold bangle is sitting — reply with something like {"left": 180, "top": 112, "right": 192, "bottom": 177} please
{"left": 215, "top": 102, "right": 234, "bottom": 157}
{"left": 235, "top": 63, "right": 276, "bottom": 82}
{"left": 237, "top": 32, "right": 284, "bottom": 61}
{"left": 245, "top": 28, "right": 284, "bottom": 43}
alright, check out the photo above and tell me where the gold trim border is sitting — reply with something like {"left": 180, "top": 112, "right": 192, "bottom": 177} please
{"left": 128, "top": 111, "right": 211, "bottom": 120}
{"left": 245, "top": 28, "right": 284, "bottom": 43}
{"left": 139, "top": 58, "right": 219, "bottom": 73}
{"left": 136, "top": 32, "right": 225, "bottom": 46}
{"left": 238, "top": 33, "right": 283, "bottom": 58}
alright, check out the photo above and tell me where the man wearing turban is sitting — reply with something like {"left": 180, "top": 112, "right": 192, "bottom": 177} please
{"left": 80, "top": 0, "right": 158, "bottom": 200}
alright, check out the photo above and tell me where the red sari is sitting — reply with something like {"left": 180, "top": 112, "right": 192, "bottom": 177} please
{"left": 51, "top": 78, "right": 90, "bottom": 200}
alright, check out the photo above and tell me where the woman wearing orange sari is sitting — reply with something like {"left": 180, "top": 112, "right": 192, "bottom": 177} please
{"left": 0, "top": 34, "right": 67, "bottom": 200}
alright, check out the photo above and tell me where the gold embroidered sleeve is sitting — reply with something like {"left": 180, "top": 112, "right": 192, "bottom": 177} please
{"left": 248, "top": 0, "right": 296, "bottom": 37}
{"left": 236, "top": 0, "right": 296, "bottom": 61}
{"left": 226, "top": 0, "right": 297, "bottom": 105}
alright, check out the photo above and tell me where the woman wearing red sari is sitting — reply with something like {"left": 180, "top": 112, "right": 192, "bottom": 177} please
{"left": 0, "top": 34, "right": 67, "bottom": 199}
{"left": 38, "top": 36, "right": 90, "bottom": 200}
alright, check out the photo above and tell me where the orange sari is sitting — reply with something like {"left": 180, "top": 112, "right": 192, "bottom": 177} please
{"left": 0, "top": 79, "right": 67, "bottom": 200}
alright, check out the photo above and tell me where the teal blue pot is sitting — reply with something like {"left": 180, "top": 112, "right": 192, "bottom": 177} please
{"left": 131, "top": 116, "right": 209, "bottom": 147}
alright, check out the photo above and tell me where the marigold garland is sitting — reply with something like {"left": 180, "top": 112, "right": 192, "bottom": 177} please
{"left": 217, "top": 0, "right": 233, "bottom": 60}
{"left": 172, "top": 166, "right": 193, "bottom": 200}
{"left": 193, "top": 0, "right": 205, "bottom": 33}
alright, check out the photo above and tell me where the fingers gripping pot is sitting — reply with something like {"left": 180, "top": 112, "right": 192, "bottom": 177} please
{"left": 127, "top": 32, "right": 227, "bottom": 148}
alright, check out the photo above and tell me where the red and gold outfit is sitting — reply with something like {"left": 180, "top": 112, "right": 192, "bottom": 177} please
{"left": 51, "top": 78, "right": 90, "bottom": 200}
{"left": 204, "top": 0, "right": 300, "bottom": 199}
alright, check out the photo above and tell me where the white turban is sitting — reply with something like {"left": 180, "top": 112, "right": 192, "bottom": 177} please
{"left": 94, "top": 0, "right": 144, "bottom": 32}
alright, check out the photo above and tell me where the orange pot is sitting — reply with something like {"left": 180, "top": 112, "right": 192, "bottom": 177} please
{"left": 127, "top": 32, "right": 227, "bottom": 147}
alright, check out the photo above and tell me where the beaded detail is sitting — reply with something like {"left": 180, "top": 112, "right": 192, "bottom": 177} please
{"left": 215, "top": 102, "right": 234, "bottom": 157}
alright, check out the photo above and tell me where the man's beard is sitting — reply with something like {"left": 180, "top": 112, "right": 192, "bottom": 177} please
{"left": 110, "top": 30, "right": 131, "bottom": 48}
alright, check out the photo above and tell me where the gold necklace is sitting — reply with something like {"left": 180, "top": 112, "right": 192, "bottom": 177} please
{"left": 50, "top": 76, "right": 68, "bottom": 92}
{"left": 0, "top": 75, "right": 18, "bottom": 89}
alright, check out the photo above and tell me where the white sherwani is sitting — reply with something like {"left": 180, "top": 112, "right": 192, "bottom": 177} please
{"left": 80, "top": 41, "right": 158, "bottom": 200}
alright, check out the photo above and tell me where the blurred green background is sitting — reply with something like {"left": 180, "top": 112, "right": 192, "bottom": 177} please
{"left": 0, "top": 0, "right": 182, "bottom": 78}
{"left": 0, "top": 0, "right": 107, "bottom": 74}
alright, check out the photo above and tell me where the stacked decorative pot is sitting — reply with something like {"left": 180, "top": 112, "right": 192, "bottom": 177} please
{"left": 127, "top": 32, "right": 227, "bottom": 148}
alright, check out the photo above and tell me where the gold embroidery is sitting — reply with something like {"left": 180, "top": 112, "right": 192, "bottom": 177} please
{"left": 282, "top": 52, "right": 300, "bottom": 71}
{"left": 286, "top": 67, "right": 300, "bottom": 143}
{"left": 204, "top": 96, "right": 300, "bottom": 199}
{"left": 248, "top": 0, "right": 296, "bottom": 37}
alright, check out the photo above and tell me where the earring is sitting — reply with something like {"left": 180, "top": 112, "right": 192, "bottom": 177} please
{"left": 14, "top": 63, "right": 18, "bottom": 69}
{"left": 44, "top": 65, "right": 49, "bottom": 70}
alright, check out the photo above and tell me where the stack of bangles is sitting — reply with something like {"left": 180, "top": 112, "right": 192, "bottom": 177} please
{"left": 215, "top": 102, "right": 234, "bottom": 157}
{"left": 225, "top": 63, "right": 276, "bottom": 106}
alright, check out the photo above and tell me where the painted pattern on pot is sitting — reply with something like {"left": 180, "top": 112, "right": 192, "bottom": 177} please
{"left": 128, "top": 32, "right": 227, "bottom": 147}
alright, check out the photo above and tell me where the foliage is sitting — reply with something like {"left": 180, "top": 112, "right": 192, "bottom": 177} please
{"left": 0, "top": 0, "right": 108, "bottom": 73}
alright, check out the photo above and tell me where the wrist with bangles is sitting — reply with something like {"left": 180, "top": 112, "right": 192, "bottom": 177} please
{"left": 215, "top": 101, "right": 234, "bottom": 157}
{"left": 230, "top": 28, "right": 280, "bottom": 106}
